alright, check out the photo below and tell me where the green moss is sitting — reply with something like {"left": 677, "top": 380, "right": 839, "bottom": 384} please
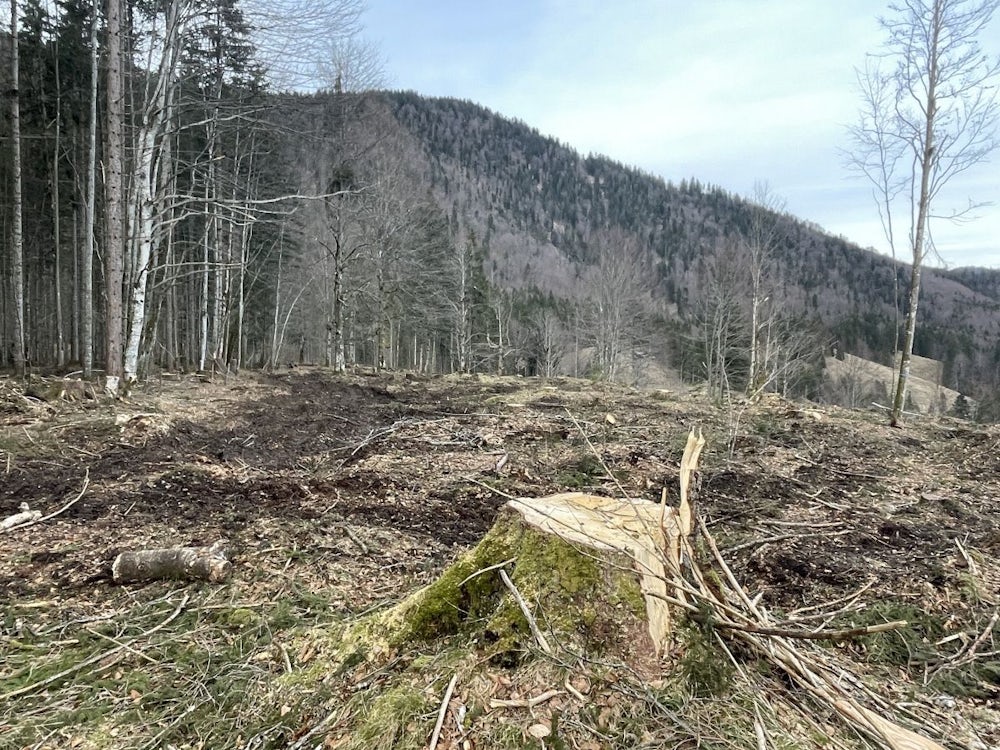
{"left": 342, "top": 510, "right": 650, "bottom": 667}
{"left": 556, "top": 454, "right": 606, "bottom": 488}
{"left": 677, "top": 621, "right": 735, "bottom": 697}
{"left": 344, "top": 684, "right": 429, "bottom": 750}
{"left": 219, "top": 607, "right": 258, "bottom": 629}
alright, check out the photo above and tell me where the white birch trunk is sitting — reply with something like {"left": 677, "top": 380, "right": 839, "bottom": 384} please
{"left": 9, "top": 0, "right": 26, "bottom": 377}
{"left": 124, "top": 1, "right": 186, "bottom": 383}
{"left": 124, "top": 126, "right": 158, "bottom": 381}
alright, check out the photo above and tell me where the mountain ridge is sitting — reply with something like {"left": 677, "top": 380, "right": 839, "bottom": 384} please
{"left": 377, "top": 90, "right": 1000, "bottom": 399}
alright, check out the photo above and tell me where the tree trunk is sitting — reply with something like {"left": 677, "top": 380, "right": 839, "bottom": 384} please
{"left": 9, "top": 0, "right": 25, "bottom": 378}
{"left": 52, "top": 65, "right": 65, "bottom": 369}
{"left": 124, "top": 2, "right": 183, "bottom": 383}
{"left": 112, "top": 540, "right": 231, "bottom": 583}
{"left": 104, "top": 0, "right": 125, "bottom": 393}
{"left": 81, "top": 5, "right": 99, "bottom": 379}
{"left": 890, "top": 2, "right": 940, "bottom": 428}
{"left": 332, "top": 237, "right": 346, "bottom": 373}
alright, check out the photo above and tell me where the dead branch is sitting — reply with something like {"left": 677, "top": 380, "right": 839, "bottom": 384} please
{"left": 499, "top": 568, "right": 553, "bottom": 655}
{"left": 695, "top": 616, "right": 909, "bottom": 641}
{"left": 428, "top": 674, "right": 458, "bottom": 750}
{"left": 490, "top": 689, "right": 564, "bottom": 709}
{"left": 0, "top": 469, "right": 91, "bottom": 534}
{"left": 1, "top": 594, "right": 189, "bottom": 701}
{"left": 724, "top": 528, "right": 853, "bottom": 554}
{"left": 456, "top": 557, "right": 517, "bottom": 587}
{"left": 1, "top": 503, "right": 42, "bottom": 530}
{"left": 333, "top": 522, "right": 369, "bottom": 555}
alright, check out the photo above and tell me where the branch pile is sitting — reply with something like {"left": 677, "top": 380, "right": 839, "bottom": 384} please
{"left": 508, "top": 430, "right": 946, "bottom": 750}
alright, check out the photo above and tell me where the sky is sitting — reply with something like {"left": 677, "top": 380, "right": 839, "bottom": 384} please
{"left": 363, "top": 0, "right": 1000, "bottom": 269}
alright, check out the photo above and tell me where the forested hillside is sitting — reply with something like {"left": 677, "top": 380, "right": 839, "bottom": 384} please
{"left": 0, "top": 1, "right": 997, "bottom": 416}
{"left": 381, "top": 92, "right": 1000, "bottom": 404}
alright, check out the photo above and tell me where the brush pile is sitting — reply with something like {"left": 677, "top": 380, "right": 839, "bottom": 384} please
{"left": 504, "top": 431, "right": 948, "bottom": 750}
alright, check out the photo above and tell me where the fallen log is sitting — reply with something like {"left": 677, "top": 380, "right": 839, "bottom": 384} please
{"left": 112, "top": 540, "right": 232, "bottom": 583}
{"left": 1, "top": 503, "right": 42, "bottom": 530}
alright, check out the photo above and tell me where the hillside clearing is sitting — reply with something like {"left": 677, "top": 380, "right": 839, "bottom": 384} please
{"left": 1, "top": 370, "right": 999, "bottom": 748}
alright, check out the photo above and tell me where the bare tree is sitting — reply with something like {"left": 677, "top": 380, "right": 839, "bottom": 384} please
{"left": 528, "top": 307, "right": 566, "bottom": 377}
{"left": 243, "top": 0, "right": 373, "bottom": 91}
{"left": 584, "top": 229, "right": 651, "bottom": 383}
{"left": 743, "top": 182, "right": 785, "bottom": 397}
{"left": 848, "top": 0, "right": 1000, "bottom": 427}
{"left": 695, "top": 240, "right": 751, "bottom": 403}
{"left": 123, "top": 0, "right": 188, "bottom": 384}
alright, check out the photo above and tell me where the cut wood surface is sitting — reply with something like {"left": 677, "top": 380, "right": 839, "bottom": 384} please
{"left": 112, "top": 540, "right": 231, "bottom": 583}
{"left": 507, "top": 491, "right": 677, "bottom": 654}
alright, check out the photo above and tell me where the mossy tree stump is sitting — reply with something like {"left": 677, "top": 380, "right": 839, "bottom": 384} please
{"left": 342, "top": 492, "right": 680, "bottom": 673}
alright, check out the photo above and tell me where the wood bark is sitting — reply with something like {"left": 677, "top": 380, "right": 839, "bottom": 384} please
{"left": 1, "top": 505, "right": 42, "bottom": 531}
{"left": 104, "top": 0, "right": 125, "bottom": 393}
{"left": 112, "top": 540, "right": 231, "bottom": 583}
{"left": 52, "top": 56, "right": 65, "bottom": 368}
{"left": 81, "top": 4, "right": 99, "bottom": 379}
{"left": 124, "top": 1, "right": 185, "bottom": 383}
{"left": 891, "top": 4, "right": 940, "bottom": 427}
{"left": 9, "top": 0, "right": 25, "bottom": 378}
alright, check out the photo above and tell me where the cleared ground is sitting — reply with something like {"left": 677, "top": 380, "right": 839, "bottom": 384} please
{"left": 1, "top": 369, "right": 998, "bottom": 748}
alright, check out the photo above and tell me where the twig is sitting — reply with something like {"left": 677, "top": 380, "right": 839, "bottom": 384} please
{"left": 697, "top": 617, "right": 909, "bottom": 641}
{"left": 499, "top": 569, "right": 552, "bottom": 655}
{"left": 788, "top": 578, "right": 876, "bottom": 619}
{"left": 457, "top": 558, "right": 517, "bottom": 587}
{"left": 0, "top": 468, "right": 90, "bottom": 534}
{"left": 287, "top": 707, "right": 340, "bottom": 750}
{"left": 563, "top": 678, "right": 587, "bottom": 703}
{"left": 428, "top": 674, "right": 458, "bottom": 750}
{"left": 794, "top": 453, "right": 890, "bottom": 481}
{"left": 333, "top": 523, "right": 369, "bottom": 555}
{"left": 927, "top": 610, "right": 1000, "bottom": 682}
{"left": 1, "top": 593, "right": 189, "bottom": 700}
{"left": 85, "top": 627, "right": 161, "bottom": 665}
{"left": 490, "top": 689, "right": 564, "bottom": 709}
{"left": 464, "top": 476, "right": 518, "bottom": 500}
{"left": 954, "top": 537, "right": 978, "bottom": 577}
{"left": 723, "top": 528, "right": 853, "bottom": 554}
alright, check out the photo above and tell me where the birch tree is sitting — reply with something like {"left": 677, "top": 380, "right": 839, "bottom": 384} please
{"left": 8, "top": 0, "right": 25, "bottom": 377}
{"left": 849, "top": 0, "right": 1000, "bottom": 427}
{"left": 743, "top": 183, "right": 784, "bottom": 398}
{"left": 586, "top": 229, "right": 650, "bottom": 382}
{"left": 123, "top": 0, "right": 188, "bottom": 383}
{"left": 81, "top": 1, "right": 98, "bottom": 379}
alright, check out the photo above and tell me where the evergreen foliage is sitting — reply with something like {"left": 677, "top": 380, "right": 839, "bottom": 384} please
{"left": 0, "top": 6, "right": 996, "bottom": 411}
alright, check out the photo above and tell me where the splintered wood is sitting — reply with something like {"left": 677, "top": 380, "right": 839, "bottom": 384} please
{"left": 506, "top": 429, "right": 946, "bottom": 750}
{"left": 508, "top": 490, "right": 677, "bottom": 654}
